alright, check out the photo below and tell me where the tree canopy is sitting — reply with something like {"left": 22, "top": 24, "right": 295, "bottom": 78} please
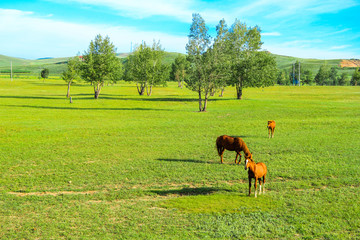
{"left": 124, "top": 41, "right": 168, "bottom": 96}
{"left": 61, "top": 56, "right": 81, "bottom": 98}
{"left": 80, "top": 34, "right": 121, "bottom": 99}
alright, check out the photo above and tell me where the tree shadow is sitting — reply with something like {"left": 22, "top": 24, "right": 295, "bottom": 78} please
{"left": 157, "top": 158, "right": 217, "bottom": 164}
{"left": 138, "top": 97, "right": 232, "bottom": 102}
{"left": 0, "top": 95, "right": 61, "bottom": 100}
{"left": 150, "top": 187, "right": 223, "bottom": 196}
{"left": 4, "top": 104, "right": 172, "bottom": 111}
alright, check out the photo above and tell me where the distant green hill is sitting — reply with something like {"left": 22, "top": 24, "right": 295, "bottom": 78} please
{"left": 0, "top": 52, "right": 356, "bottom": 77}
{"left": 273, "top": 54, "right": 358, "bottom": 78}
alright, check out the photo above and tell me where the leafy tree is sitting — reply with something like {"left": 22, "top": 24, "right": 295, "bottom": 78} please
{"left": 314, "top": 65, "right": 330, "bottom": 86}
{"left": 213, "top": 19, "right": 231, "bottom": 97}
{"left": 185, "top": 15, "right": 230, "bottom": 111}
{"left": 80, "top": 34, "right": 121, "bottom": 99}
{"left": 61, "top": 56, "right": 81, "bottom": 98}
{"left": 124, "top": 41, "right": 168, "bottom": 96}
{"left": 170, "top": 54, "right": 188, "bottom": 88}
{"left": 329, "top": 67, "right": 338, "bottom": 85}
{"left": 338, "top": 73, "right": 347, "bottom": 86}
{"left": 41, "top": 68, "right": 49, "bottom": 82}
{"left": 227, "top": 20, "right": 276, "bottom": 99}
{"left": 277, "top": 69, "right": 288, "bottom": 85}
{"left": 303, "top": 69, "right": 313, "bottom": 85}
{"left": 350, "top": 68, "right": 360, "bottom": 86}
{"left": 184, "top": 13, "right": 212, "bottom": 111}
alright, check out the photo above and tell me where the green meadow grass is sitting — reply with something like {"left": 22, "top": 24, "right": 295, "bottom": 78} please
{"left": 1, "top": 77, "right": 360, "bottom": 239}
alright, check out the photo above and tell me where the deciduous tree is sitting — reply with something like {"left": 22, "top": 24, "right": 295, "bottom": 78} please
{"left": 338, "top": 73, "right": 347, "bottom": 86}
{"left": 315, "top": 65, "right": 330, "bottom": 86}
{"left": 80, "top": 34, "right": 121, "bottom": 99}
{"left": 226, "top": 20, "right": 276, "bottom": 99}
{"left": 185, "top": 14, "right": 230, "bottom": 111}
{"left": 61, "top": 56, "right": 81, "bottom": 98}
{"left": 350, "top": 68, "right": 360, "bottom": 86}
{"left": 170, "top": 54, "right": 188, "bottom": 88}
{"left": 124, "top": 41, "right": 167, "bottom": 96}
{"left": 41, "top": 68, "right": 49, "bottom": 82}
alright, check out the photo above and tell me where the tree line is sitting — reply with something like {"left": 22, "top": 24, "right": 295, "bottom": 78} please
{"left": 276, "top": 60, "right": 360, "bottom": 86}
{"left": 60, "top": 13, "right": 360, "bottom": 111}
{"left": 61, "top": 13, "right": 278, "bottom": 111}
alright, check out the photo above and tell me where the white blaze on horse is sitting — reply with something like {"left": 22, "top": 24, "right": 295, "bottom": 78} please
{"left": 245, "top": 158, "right": 267, "bottom": 198}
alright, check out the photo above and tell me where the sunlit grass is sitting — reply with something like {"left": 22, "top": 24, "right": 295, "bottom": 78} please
{"left": 1, "top": 76, "right": 359, "bottom": 238}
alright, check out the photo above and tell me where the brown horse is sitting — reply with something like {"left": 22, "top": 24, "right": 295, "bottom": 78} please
{"left": 216, "top": 135, "right": 252, "bottom": 164}
{"left": 245, "top": 158, "right": 267, "bottom": 197}
{"left": 267, "top": 120, "right": 276, "bottom": 138}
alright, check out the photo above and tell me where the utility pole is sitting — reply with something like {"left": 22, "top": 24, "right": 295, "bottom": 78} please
{"left": 292, "top": 63, "right": 295, "bottom": 86}
{"left": 298, "top": 62, "right": 301, "bottom": 86}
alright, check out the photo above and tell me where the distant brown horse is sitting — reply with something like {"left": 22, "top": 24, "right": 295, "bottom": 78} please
{"left": 267, "top": 120, "right": 276, "bottom": 138}
{"left": 216, "top": 135, "right": 252, "bottom": 164}
{"left": 245, "top": 158, "right": 267, "bottom": 197}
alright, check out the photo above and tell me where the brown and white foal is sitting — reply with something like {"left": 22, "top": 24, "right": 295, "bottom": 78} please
{"left": 245, "top": 158, "right": 267, "bottom": 197}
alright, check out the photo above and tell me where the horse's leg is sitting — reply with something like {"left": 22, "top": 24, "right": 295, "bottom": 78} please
{"left": 248, "top": 177, "right": 252, "bottom": 196}
{"left": 254, "top": 177, "right": 258, "bottom": 198}
{"left": 263, "top": 175, "right": 266, "bottom": 194}
{"left": 234, "top": 153, "right": 238, "bottom": 164}
{"left": 258, "top": 178, "right": 262, "bottom": 195}
{"left": 271, "top": 129, "right": 274, "bottom": 138}
{"left": 268, "top": 128, "right": 271, "bottom": 138}
{"left": 235, "top": 152, "right": 241, "bottom": 164}
{"left": 220, "top": 147, "right": 225, "bottom": 164}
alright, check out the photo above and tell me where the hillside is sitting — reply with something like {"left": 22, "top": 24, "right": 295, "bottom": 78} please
{"left": 0, "top": 52, "right": 356, "bottom": 77}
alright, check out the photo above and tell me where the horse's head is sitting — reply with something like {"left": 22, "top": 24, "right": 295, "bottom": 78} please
{"left": 245, "top": 152, "right": 253, "bottom": 161}
{"left": 244, "top": 153, "right": 253, "bottom": 170}
{"left": 245, "top": 158, "right": 253, "bottom": 170}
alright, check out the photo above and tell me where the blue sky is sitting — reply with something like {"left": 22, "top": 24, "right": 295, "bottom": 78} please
{"left": 0, "top": 0, "right": 359, "bottom": 59}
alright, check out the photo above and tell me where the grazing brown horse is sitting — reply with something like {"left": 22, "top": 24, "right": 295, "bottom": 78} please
{"left": 245, "top": 158, "right": 267, "bottom": 197}
{"left": 267, "top": 120, "right": 276, "bottom": 138}
{"left": 216, "top": 135, "right": 252, "bottom": 164}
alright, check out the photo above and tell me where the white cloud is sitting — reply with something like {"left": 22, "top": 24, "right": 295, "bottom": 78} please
{"left": 67, "top": 0, "right": 194, "bottom": 22}
{"left": 330, "top": 45, "right": 351, "bottom": 50}
{"left": 262, "top": 32, "right": 281, "bottom": 36}
{"left": 0, "top": 8, "right": 187, "bottom": 59}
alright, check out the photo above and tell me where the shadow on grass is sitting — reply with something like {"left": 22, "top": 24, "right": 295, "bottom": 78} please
{"left": 0, "top": 95, "right": 61, "bottom": 100}
{"left": 137, "top": 97, "right": 232, "bottom": 102}
{"left": 157, "top": 158, "right": 217, "bottom": 164}
{"left": 5, "top": 104, "right": 172, "bottom": 111}
{"left": 151, "top": 187, "right": 223, "bottom": 196}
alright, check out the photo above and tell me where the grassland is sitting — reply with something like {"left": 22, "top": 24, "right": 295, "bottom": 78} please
{"left": 1, "top": 76, "right": 360, "bottom": 239}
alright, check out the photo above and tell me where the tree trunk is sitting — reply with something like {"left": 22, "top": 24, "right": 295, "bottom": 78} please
{"left": 198, "top": 88, "right": 203, "bottom": 112}
{"left": 178, "top": 81, "right": 182, "bottom": 88}
{"left": 236, "top": 78, "right": 243, "bottom": 99}
{"left": 94, "top": 83, "right": 101, "bottom": 99}
{"left": 202, "top": 95, "right": 208, "bottom": 112}
{"left": 146, "top": 85, "right": 152, "bottom": 96}
{"left": 94, "top": 90, "right": 100, "bottom": 99}
{"left": 136, "top": 83, "right": 145, "bottom": 95}
{"left": 66, "top": 81, "right": 71, "bottom": 98}
{"left": 219, "top": 87, "right": 224, "bottom": 97}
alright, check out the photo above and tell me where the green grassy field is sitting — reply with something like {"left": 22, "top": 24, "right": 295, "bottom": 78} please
{"left": 1, "top": 77, "right": 360, "bottom": 239}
